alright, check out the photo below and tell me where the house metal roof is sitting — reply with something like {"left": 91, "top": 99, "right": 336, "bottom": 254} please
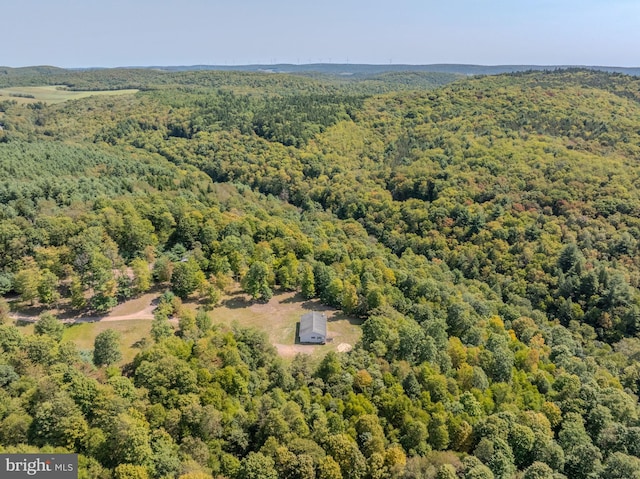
{"left": 300, "top": 311, "right": 327, "bottom": 337}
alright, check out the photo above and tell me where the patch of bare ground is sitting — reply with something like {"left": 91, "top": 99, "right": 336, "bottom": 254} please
{"left": 102, "top": 291, "right": 158, "bottom": 320}
{"left": 9, "top": 286, "right": 164, "bottom": 324}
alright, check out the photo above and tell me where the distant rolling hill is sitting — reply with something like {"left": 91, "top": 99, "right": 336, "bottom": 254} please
{"left": 3, "top": 63, "right": 639, "bottom": 77}
{"left": 0, "top": 65, "right": 67, "bottom": 76}
{"left": 1, "top": 64, "right": 638, "bottom": 95}
{"left": 131, "top": 63, "right": 640, "bottom": 76}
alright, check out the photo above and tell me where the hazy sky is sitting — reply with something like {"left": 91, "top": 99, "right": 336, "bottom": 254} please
{"left": 3, "top": 0, "right": 639, "bottom": 68}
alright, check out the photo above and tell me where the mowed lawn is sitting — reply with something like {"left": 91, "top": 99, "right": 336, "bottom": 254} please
{"left": 202, "top": 290, "right": 363, "bottom": 359}
{"left": 12, "top": 290, "right": 362, "bottom": 364}
{"left": 62, "top": 319, "right": 153, "bottom": 364}
{"left": 0, "top": 85, "right": 139, "bottom": 104}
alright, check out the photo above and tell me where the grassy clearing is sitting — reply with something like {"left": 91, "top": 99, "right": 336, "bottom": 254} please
{"left": 200, "top": 290, "right": 363, "bottom": 360}
{"left": 62, "top": 319, "right": 153, "bottom": 364}
{"left": 13, "top": 317, "right": 154, "bottom": 366}
{"left": 0, "top": 85, "right": 139, "bottom": 104}
{"left": 10, "top": 289, "right": 361, "bottom": 364}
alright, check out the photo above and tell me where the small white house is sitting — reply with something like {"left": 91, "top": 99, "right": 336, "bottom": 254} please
{"left": 299, "top": 312, "right": 327, "bottom": 344}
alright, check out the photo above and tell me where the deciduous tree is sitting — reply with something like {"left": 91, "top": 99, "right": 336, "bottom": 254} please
{"left": 93, "top": 329, "right": 122, "bottom": 366}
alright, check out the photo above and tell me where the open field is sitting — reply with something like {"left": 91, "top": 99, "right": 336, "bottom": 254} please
{"left": 0, "top": 85, "right": 139, "bottom": 104}
{"left": 62, "top": 319, "right": 153, "bottom": 364}
{"left": 11, "top": 289, "right": 361, "bottom": 363}
{"left": 202, "top": 290, "right": 363, "bottom": 359}
{"left": 13, "top": 317, "right": 154, "bottom": 366}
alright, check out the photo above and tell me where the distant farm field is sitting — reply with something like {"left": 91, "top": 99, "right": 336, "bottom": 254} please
{"left": 0, "top": 85, "right": 138, "bottom": 104}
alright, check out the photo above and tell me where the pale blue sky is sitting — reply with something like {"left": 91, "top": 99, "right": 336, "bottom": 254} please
{"left": 3, "top": 0, "right": 639, "bottom": 67}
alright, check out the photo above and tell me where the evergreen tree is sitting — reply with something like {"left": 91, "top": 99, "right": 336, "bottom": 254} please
{"left": 301, "top": 263, "right": 316, "bottom": 299}
{"left": 34, "top": 312, "right": 64, "bottom": 342}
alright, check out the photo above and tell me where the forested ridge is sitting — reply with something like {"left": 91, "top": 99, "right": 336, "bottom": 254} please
{"left": 2, "top": 68, "right": 640, "bottom": 478}
{"left": 0, "top": 67, "right": 460, "bottom": 95}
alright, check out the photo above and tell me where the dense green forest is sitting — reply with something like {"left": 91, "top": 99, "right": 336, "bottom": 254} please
{"left": 0, "top": 66, "right": 460, "bottom": 95}
{"left": 2, "top": 67, "right": 640, "bottom": 478}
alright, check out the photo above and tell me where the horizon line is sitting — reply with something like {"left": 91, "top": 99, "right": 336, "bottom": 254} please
{"left": 3, "top": 62, "right": 640, "bottom": 70}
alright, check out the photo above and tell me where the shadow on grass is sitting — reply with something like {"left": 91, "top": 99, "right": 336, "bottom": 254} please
{"left": 63, "top": 322, "right": 90, "bottom": 335}
{"left": 11, "top": 283, "right": 168, "bottom": 321}
{"left": 294, "top": 322, "right": 301, "bottom": 344}
{"left": 132, "top": 337, "right": 150, "bottom": 349}
{"left": 300, "top": 299, "right": 335, "bottom": 311}
{"left": 10, "top": 303, "right": 50, "bottom": 317}
{"left": 271, "top": 290, "right": 331, "bottom": 311}
{"left": 221, "top": 294, "right": 253, "bottom": 309}
{"left": 328, "top": 311, "right": 364, "bottom": 326}
{"left": 279, "top": 293, "right": 363, "bottom": 326}
{"left": 280, "top": 292, "right": 305, "bottom": 304}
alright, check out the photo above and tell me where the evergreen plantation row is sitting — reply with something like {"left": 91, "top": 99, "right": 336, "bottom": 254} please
{"left": 1, "top": 68, "right": 640, "bottom": 478}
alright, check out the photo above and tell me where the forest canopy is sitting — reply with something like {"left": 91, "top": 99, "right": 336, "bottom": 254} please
{"left": 1, "top": 67, "right": 640, "bottom": 479}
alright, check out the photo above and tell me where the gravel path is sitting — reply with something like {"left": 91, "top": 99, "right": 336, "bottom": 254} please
{"left": 9, "top": 292, "right": 158, "bottom": 324}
